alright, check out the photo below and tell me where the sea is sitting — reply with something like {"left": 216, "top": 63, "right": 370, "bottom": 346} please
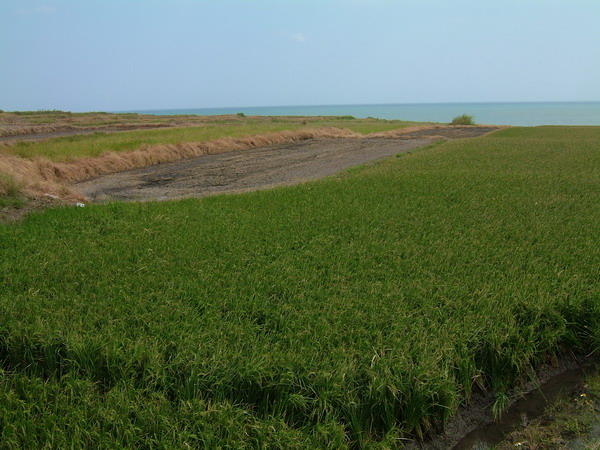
{"left": 121, "top": 102, "right": 600, "bottom": 127}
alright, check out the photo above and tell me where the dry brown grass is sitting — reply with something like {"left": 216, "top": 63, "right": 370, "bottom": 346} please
{"left": 0, "top": 124, "right": 81, "bottom": 138}
{"left": 0, "top": 127, "right": 359, "bottom": 200}
{"left": 0, "top": 111, "right": 326, "bottom": 138}
{"left": 0, "top": 123, "right": 179, "bottom": 139}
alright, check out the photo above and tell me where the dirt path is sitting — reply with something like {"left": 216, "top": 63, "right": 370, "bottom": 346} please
{"left": 75, "top": 126, "right": 499, "bottom": 202}
{"left": 76, "top": 138, "right": 429, "bottom": 201}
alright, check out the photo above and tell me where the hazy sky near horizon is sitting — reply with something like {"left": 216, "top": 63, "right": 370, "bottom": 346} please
{"left": 1, "top": 0, "right": 599, "bottom": 112}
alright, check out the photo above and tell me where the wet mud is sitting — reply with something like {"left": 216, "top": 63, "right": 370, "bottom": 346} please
{"left": 454, "top": 366, "right": 594, "bottom": 449}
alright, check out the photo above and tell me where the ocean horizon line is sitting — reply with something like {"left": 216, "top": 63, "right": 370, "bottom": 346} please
{"left": 114, "top": 101, "right": 600, "bottom": 127}
{"left": 116, "top": 100, "right": 600, "bottom": 115}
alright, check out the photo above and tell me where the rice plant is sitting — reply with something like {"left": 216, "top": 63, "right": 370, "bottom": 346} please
{"left": 0, "top": 126, "right": 598, "bottom": 446}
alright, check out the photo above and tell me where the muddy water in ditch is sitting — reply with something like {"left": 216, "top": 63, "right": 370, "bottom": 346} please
{"left": 454, "top": 367, "right": 592, "bottom": 449}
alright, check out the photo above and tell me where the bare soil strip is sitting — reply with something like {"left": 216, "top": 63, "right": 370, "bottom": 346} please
{"left": 76, "top": 126, "right": 499, "bottom": 202}
{"left": 76, "top": 138, "right": 431, "bottom": 201}
{"left": 1, "top": 128, "right": 358, "bottom": 199}
{"left": 390, "top": 126, "right": 500, "bottom": 139}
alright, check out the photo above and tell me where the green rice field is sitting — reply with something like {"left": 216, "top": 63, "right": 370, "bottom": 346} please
{"left": 0, "top": 126, "right": 599, "bottom": 447}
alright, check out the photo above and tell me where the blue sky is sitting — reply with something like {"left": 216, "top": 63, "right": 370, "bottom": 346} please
{"left": 1, "top": 0, "right": 599, "bottom": 112}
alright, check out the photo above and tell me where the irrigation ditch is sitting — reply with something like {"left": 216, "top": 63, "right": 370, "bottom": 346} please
{"left": 414, "top": 356, "right": 598, "bottom": 449}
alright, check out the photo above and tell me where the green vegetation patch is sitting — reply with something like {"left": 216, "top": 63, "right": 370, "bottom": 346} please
{"left": 451, "top": 114, "right": 475, "bottom": 125}
{"left": 11, "top": 109, "right": 72, "bottom": 115}
{"left": 0, "top": 127, "right": 599, "bottom": 446}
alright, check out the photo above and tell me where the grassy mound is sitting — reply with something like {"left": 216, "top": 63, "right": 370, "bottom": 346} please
{"left": 0, "top": 127, "right": 599, "bottom": 447}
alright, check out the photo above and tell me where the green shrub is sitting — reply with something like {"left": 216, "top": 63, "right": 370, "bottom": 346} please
{"left": 236, "top": 112, "right": 246, "bottom": 118}
{"left": 13, "top": 109, "right": 71, "bottom": 115}
{"left": 450, "top": 114, "right": 475, "bottom": 125}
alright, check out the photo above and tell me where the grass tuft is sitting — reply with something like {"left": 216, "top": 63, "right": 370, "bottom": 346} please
{"left": 0, "top": 173, "right": 24, "bottom": 208}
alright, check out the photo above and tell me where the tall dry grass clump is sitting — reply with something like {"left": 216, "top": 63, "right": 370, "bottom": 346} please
{"left": 0, "top": 127, "right": 359, "bottom": 199}
{"left": 0, "top": 123, "right": 176, "bottom": 139}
